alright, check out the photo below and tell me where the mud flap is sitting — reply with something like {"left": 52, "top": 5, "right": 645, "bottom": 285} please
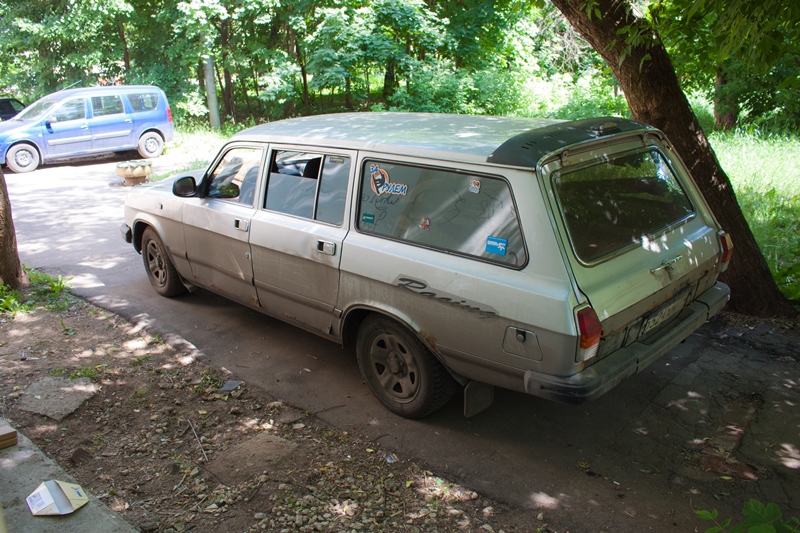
{"left": 464, "top": 381, "right": 494, "bottom": 418}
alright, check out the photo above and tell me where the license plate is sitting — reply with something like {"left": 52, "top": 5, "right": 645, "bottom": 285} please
{"left": 641, "top": 291, "right": 690, "bottom": 336}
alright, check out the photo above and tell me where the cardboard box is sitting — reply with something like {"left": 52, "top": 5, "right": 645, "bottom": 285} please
{"left": 0, "top": 426, "right": 16, "bottom": 450}
{"left": 26, "top": 480, "right": 89, "bottom": 516}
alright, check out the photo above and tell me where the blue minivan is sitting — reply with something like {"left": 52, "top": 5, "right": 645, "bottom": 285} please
{"left": 0, "top": 85, "right": 174, "bottom": 173}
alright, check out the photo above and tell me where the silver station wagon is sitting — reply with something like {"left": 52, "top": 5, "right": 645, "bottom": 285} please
{"left": 121, "top": 113, "right": 732, "bottom": 418}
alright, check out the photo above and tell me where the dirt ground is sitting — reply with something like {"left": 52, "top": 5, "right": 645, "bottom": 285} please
{"left": 1, "top": 287, "right": 548, "bottom": 533}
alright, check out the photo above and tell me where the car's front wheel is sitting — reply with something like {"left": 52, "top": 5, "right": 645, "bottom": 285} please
{"left": 137, "top": 132, "right": 164, "bottom": 158}
{"left": 356, "top": 315, "right": 456, "bottom": 418}
{"left": 6, "top": 143, "right": 40, "bottom": 173}
{"left": 141, "top": 227, "right": 186, "bottom": 297}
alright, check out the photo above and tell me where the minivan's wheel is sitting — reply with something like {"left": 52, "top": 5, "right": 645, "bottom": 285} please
{"left": 141, "top": 228, "right": 185, "bottom": 297}
{"left": 137, "top": 132, "right": 164, "bottom": 158}
{"left": 356, "top": 315, "right": 456, "bottom": 418}
{"left": 6, "top": 143, "right": 40, "bottom": 173}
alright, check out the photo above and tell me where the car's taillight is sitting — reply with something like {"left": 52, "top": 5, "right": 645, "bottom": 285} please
{"left": 167, "top": 107, "right": 173, "bottom": 123}
{"left": 718, "top": 231, "right": 733, "bottom": 271}
{"left": 576, "top": 306, "right": 602, "bottom": 363}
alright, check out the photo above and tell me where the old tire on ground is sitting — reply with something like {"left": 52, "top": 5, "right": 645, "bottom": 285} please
{"left": 356, "top": 315, "right": 456, "bottom": 418}
{"left": 6, "top": 143, "right": 40, "bottom": 173}
{"left": 137, "top": 131, "right": 164, "bottom": 158}
{"left": 142, "top": 227, "right": 185, "bottom": 297}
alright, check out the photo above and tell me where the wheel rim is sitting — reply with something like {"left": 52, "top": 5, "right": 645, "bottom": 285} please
{"left": 15, "top": 149, "right": 33, "bottom": 168}
{"left": 145, "top": 240, "right": 167, "bottom": 287}
{"left": 144, "top": 136, "right": 159, "bottom": 154}
{"left": 367, "top": 331, "right": 420, "bottom": 403}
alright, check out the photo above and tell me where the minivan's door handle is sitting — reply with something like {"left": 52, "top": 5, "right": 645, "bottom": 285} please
{"left": 234, "top": 219, "right": 249, "bottom": 232}
{"left": 316, "top": 240, "right": 336, "bottom": 255}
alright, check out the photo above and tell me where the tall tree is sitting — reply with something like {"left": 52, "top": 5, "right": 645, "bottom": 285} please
{"left": 0, "top": 167, "right": 26, "bottom": 289}
{"left": 548, "top": 0, "right": 796, "bottom": 317}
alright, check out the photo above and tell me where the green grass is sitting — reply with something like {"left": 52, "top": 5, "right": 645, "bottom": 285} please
{"left": 0, "top": 267, "right": 74, "bottom": 316}
{"left": 711, "top": 132, "right": 800, "bottom": 300}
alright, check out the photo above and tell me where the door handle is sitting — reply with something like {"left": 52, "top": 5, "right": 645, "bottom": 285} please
{"left": 316, "top": 240, "right": 336, "bottom": 255}
{"left": 234, "top": 219, "right": 249, "bottom": 232}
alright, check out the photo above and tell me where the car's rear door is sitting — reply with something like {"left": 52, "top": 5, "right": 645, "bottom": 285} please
{"left": 540, "top": 136, "right": 723, "bottom": 351}
{"left": 248, "top": 147, "right": 354, "bottom": 334}
{"left": 88, "top": 93, "right": 134, "bottom": 150}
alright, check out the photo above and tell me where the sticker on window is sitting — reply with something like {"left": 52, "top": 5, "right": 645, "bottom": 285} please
{"left": 420, "top": 217, "right": 431, "bottom": 231}
{"left": 370, "top": 164, "right": 408, "bottom": 196}
{"left": 469, "top": 180, "right": 481, "bottom": 194}
{"left": 486, "top": 236, "right": 508, "bottom": 256}
{"left": 362, "top": 213, "right": 375, "bottom": 224}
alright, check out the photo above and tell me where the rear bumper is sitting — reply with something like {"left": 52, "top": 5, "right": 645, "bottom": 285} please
{"left": 523, "top": 281, "right": 730, "bottom": 404}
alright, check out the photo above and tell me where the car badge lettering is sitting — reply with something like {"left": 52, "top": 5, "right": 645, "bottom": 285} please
{"left": 393, "top": 276, "right": 498, "bottom": 317}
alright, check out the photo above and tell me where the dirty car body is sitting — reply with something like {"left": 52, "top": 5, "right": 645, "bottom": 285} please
{"left": 121, "top": 113, "right": 732, "bottom": 418}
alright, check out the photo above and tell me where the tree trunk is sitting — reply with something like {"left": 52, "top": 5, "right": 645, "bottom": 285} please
{"left": 118, "top": 20, "right": 130, "bottom": 73}
{"left": 345, "top": 76, "right": 353, "bottom": 109}
{"left": 550, "top": 0, "right": 795, "bottom": 317}
{"left": 383, "top": 57, "right": 396, "bottom": 100}
{"left": 220, "top": 19, "right": 234, "bottom": 118}
{"left": 714, "top": 67, "right": 738, "bottom": 131}
{"left": 0, "top": 167, "right": 28, "bottom": 289}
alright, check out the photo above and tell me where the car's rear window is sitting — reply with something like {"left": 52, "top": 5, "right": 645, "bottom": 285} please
{"left": 126, "top": 92, "right": 160, "bottom": 113}
{"left": 553, "top": 149, "right": 694, "bottom": 264}
{"left": 357, "top": 161, "right": 527, "bottom": 267}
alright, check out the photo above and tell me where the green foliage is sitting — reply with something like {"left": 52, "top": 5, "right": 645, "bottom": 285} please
{"left": 695, "top": 499, "right": 800, "bottom": 532}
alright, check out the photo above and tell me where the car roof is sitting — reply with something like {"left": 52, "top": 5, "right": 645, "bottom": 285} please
{"left": 232, "top": 112, "right": 655, "bottom": 167}
{"left": 45, "top": 85, "right": 164, "bottom": 99}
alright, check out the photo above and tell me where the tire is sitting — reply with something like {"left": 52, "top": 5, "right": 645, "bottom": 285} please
{"left": 5, "top": 143, "right": 40, "bottom": 173}
{"left": 137, "top": 132, "right": 164, "bottom": 158}
{"left": 141, "top": 227, "right": 185, "bottom": 297}
{"left": 356, "top": 315, "right": 456, "bottom": 418}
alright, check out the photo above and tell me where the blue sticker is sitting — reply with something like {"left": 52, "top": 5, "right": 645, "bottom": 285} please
{"left": 361, "top": 213, "right": 375, "bottom": 224}
{"left": 486, "top": 236, "right": 508, "bottom": 256}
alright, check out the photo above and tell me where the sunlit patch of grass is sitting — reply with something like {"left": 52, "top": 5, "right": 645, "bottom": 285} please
{"left": 712, "top": 132, "right": 800, "bottom": 300}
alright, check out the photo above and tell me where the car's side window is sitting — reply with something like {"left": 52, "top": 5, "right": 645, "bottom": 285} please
{"left": 206, "top": 147, "right": 263, "bottom": 205}
{"left": 357, "top": 161, "right": 527, "bottom": 267}
{"left": 53, "top": 98, "right": 86, "bottom": 122}
{"left": 126, "top": 92, "right": 159, "bottom": 113}
{"left": 265, "top": 150, "right": 350, "bottom": 225}
{"left": 91, "top": 95, "right": 124, "bottom": 117}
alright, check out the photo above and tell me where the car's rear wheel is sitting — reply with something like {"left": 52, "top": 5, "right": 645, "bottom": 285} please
{"left": 6, "top": 143, "right": 40, "bottom": 173}
{"left": 137, "top": 132, "right": 164, "bottom": 158}
{"left": 141, "top": 227, "right": 185, "bottom": 297}
{"left": 356, "top": 315, "right": 456, "bottom": 418}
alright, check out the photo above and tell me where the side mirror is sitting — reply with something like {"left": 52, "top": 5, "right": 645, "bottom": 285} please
{"left": 45, "top": 116, "right": 57, "bottom": 125}
{"left": 173, "top": 176, "right": 197, "bottom": 197}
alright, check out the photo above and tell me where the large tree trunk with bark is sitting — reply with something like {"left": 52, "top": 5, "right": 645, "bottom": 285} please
{"left": 0, "top": 167, "right": 27, "bottom": 289}
{"left": 714, "top": 67, "right": 738, "bottom": 131}
{"left": 550, "top": 0, "right": 795, "bottom": 317}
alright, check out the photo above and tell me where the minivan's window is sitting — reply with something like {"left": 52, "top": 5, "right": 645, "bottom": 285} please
{"left": 265, "top": 151, "right": 350, "bottom": 225}
{"left": 91, "top": 95, "right": 124, "bottom": 116}
{"left": 16, "top": 99, "right": 57, "bottom": 120}
{"left": 53, "top": 98, "right": 86, "bottom": 122}
{"left": 207, "top": 147, "right": 263, "bottom": 206}
{"left": 553, "top": 150, "right": 694, "bottom": 264}
{"left": 358, "top": 161, "right": 527, "bottom": 267}
{"left": 126, "top": 92, "right": 159, "bottom": 112}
